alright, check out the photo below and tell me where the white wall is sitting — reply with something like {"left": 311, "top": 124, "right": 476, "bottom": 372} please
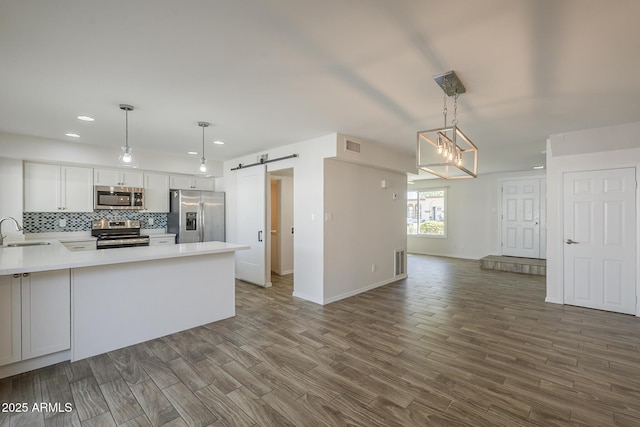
{"left": 323, "top": 159, "right": 407, "bottom": 303}
{"left": 408, "top": 170, "right": 545, "bottom": 260}
{"left": 223, "top": 134, "right": 337, "bottom": 304}
{"left": 222, "top": 132, "right": 415, "bottom": 305}
{"left": 279, "top": 175, "right": 294, "bottom": 274}
{"left": 0, "top": 158, "right": 24, "bottom": 241}
{"left": 335, "top": 134, "right": 416, "bottom": 174}
{"left": 546, "top": 121, "right": 640, "bottom": 305}
{"left": 0, "top": 132, "right": 223, "bottom": 176}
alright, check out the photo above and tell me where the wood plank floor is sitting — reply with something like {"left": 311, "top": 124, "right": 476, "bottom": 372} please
{"left": 2, "top": 254, "right": 640, "bottom": 426}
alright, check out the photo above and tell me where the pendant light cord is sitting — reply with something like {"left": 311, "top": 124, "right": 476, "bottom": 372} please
{"left": 125, "top": 109, "right": 129, "bottom": 150}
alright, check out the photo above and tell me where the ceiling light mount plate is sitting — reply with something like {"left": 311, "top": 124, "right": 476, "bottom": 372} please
{"left": 119, "top": 104, "right": 134, "bottom": 112}
{"left": 433, "top": 70, "right": 466, "bottom": 96}
{"left": 198, "top": 121, "right": 210, "bottom": 128}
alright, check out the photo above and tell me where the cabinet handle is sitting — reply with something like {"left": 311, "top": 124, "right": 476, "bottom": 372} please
{"left": 258, "top": 230, "right": 263, "bottom": 242}
{"left": 22, "top": 273, "right": 29, "bottom": 277}
{"left": 13, "top": 274, "right": 20, "bottom": 278}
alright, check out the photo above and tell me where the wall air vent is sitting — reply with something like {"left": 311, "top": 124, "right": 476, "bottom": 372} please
{"left": 345, "top": 140, "right": 361, "bottom": 153}
{"left": 395, "top": 249, "right": 406, "bottom": 276}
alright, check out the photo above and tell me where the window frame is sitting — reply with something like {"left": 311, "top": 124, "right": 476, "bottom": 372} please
{"left": 407, "top": 187, "right": 448, "bottom": 238}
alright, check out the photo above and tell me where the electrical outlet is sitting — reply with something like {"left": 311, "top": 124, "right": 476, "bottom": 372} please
{"left": 59, "top": 218, "right": 66, "bottom": 227}
{"left": 148, "top": 218, "right": 154, "bottom": 226}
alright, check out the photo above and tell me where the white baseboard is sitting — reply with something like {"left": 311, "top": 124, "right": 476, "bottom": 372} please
{"left": 0, "top": 350, "right": 70, "bottom": 379}
{"left": 323, "top": 275, "right": 406, "bottom": 305}
{"left": 292, "top": 291, "right": 323, "bottom": 305}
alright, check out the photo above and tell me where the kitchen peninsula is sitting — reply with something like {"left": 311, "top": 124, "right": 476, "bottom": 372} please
{"left": 0, "top": 240, "right": 248, "bottom": 378}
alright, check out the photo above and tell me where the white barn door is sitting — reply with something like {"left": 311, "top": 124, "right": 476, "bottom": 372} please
{"left": 235, "top": 165, "right": 271, "bottom": 287}
{"left": 563, "top": 168, "right": 636, "bottom": 314}
{"left": 502, "top": 178, "right": 544, "bottom": 258}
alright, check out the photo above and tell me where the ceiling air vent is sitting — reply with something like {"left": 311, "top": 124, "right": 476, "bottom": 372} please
{"left": 345, "top": 140, "right": 361, "bottom": 153}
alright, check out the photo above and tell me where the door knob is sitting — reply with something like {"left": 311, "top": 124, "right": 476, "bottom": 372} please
{"left": 566, "top": 239, "right": 577, "bottom": 244}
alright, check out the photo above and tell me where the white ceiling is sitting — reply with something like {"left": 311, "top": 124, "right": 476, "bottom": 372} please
{"left": 2, "top": 0, "right": 640, "bottom": 176}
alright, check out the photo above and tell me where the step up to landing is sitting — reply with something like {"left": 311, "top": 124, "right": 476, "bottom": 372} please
{"left": 479, "top": 255, "right": 546, "bottom": 276}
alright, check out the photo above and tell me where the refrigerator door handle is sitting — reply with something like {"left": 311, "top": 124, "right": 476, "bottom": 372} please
{"left": 199, "top": 202, "right": 205, "bottom": 242}
{"left": 258, "top": 230, "right": 263, "bottom": 242}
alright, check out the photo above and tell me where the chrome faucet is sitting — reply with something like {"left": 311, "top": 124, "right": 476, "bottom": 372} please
{"left": 0, "top": 217, "right": 23, "bottom": 246}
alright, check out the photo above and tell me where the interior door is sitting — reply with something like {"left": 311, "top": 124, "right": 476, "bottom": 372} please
{"left": 563, "top": 168, "right": 636, "bottom": 314}
{"left": 235, "top": 165, "right": 270, "bottom": 286}
{"left": 501, "top": 178, "right": 541, "bottom": 258}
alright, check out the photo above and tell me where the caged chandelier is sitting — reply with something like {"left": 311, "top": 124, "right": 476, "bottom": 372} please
{"left": 417, "top": 71, "right": 478, "bottom": 179}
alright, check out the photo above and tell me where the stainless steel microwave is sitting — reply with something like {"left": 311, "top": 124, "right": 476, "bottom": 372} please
{"left": 94, "top": 186, "right": 144, "bottom": 210}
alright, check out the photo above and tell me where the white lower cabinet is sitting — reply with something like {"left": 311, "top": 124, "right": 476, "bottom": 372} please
{"left": 0, "top": 276, "right": 21, "bottom": 366}
{"left": 149, "top": 235, "right": 175, "bottom": 245}
{"left": 61, "top": 240, "right": 96, "bottom": 251}
{"left": 0, "top": 270, "right": 70, "bottom": 367}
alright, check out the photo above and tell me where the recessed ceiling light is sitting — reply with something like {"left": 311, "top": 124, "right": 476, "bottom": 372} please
{"left": 65, "top": 133, "right": 80, "bottom": 138}
{"left": 213, "top": 140, "right": 225, "bottom": 145}
{"left": 533, "top": 165, "right": 545, "bottom": 170}
{"left": 77, "top": 115, "right": 95, "bottom": 122}
{"left": 188, "top": 151, "right": 198, "bottom": 155}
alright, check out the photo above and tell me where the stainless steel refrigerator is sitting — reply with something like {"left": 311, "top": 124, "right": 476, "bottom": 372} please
{"left": 168, "top": 190, "right": 225, "bottom": 243}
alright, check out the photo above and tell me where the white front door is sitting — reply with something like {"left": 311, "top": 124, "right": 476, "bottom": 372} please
{"left": 502, "top": 178, "right": 542, "bottom": 258}
{"left": 235, "top": 165, "right": 271, "bottom": 287}
{"left": 563, "top": 168, "right": 636, "bottom": 314}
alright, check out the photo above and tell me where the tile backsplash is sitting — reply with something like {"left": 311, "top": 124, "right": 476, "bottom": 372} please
{"left": 23, "top": 211, "right": 168, "bottom": 233}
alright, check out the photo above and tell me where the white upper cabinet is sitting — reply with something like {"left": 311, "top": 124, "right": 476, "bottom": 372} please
{"left": 24, "top": 163, "right": 93, "bottom": 212}
{"left": 94, "top": 168, "right": 144, "bottom": 187}
{"left": 144, "top": 172, "right": 170, "bottom": 212}
{"left": 169, "top": 175, "right": 215, "bottom": 191}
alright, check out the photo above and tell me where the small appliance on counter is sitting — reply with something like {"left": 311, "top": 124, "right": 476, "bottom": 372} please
{"left": 91, "top": 219, "right": 150, "bottom": 249}
{"left": 168, "top": 190, "right": 225, "bottom": 243}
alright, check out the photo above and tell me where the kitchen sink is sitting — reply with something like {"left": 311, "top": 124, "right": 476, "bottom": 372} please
{"left": 5, "top": 241, "right": 52, "bottom": 247}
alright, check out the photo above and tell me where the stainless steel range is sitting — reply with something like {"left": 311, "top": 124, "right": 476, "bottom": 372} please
{"left": 91, "top": 220, "right": 150, "bottom": 249}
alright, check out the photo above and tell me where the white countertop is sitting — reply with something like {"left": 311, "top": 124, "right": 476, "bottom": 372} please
{"left": 21, "top": 230, "right": 176, "bottom": 242}
{"left": 0, "top": 240, "right": 248, "bottom": 275}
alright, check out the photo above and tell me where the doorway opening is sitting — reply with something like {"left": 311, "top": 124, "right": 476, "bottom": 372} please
{"left": 268, "top": 168, "right": 294, "bottom": 289}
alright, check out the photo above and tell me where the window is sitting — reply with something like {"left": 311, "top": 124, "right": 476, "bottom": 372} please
{"left": 407, "top": 188, "right": 447, "bottom": 237}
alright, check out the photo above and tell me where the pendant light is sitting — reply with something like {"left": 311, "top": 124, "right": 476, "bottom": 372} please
{"left": 198, "top": 121, "right": 210, "bottom": 173}
{"left": 117, "top": 104, "right": 138, "bottom": 168}
{"left": 417, "top": 71, "right": 478, "bottom": 179}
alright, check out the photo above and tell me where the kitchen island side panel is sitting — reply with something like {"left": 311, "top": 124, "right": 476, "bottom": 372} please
{"left": 71, "top": 252, "right": 235, "bottom": 361}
